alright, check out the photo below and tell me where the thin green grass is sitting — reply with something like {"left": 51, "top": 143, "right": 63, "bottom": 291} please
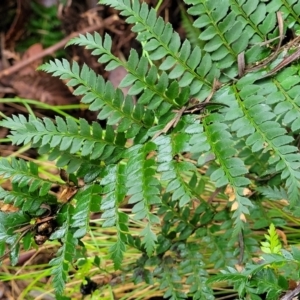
{"left": 0, "top": 98, "right": 88, "bottom": 121}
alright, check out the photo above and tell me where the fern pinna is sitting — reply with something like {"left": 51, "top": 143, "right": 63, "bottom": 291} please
{"left": 0, "top": 0, "right": 300, "bottom": 298}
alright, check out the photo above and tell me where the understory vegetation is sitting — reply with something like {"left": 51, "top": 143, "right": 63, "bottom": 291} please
{"left": 1, "top": 0, "right": 300, "bottom": 299}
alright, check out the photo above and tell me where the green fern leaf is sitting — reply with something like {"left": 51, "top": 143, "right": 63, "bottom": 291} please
{"left": 154, "top": 255, "right": 186, "bottom": 299}
{"left": 256, "top": 186, "right": 288, "bottom": 201}
{"left": 49, "top": 207, "right": 78, "bottom": 294}
{"left": 2, "top": 115, "right": 125, "bottom": 170}
{"left": 0, "top": 158, "right": 52, "bottom": 197}
{"left": 179, "top": 242, "right": 214, "bottom": 299}
{"left": 109, "top": 211, "right": 128, "bottom": 269}
{"left": 185, "top": 0, "right": 288, "bottom": 80}
{"left": 180, "top": 5, "right": 203, "bottom": 48}
{"left": 100, "top": 0, "right": 216, "bottom": 99}
{"left": 261, "top": 223, "right": 282, "bottom": 254}
{"left": 100, "top": 164, "right": 126, "bottom": 227}
{"left": 221, "top": 80, "right": 300, "bottom": 206}
{"left": 39, "top": 58, "right": 157, "bottom": 130}
{"left": 155, "top": 134, "right": 194, "bottom": 207}
{"left": 71, "top": 185, "right": 101, "bottom": 238}
{"left": 206, "top": 272, "right": 248, "bottom": 284}
{"left": 125, "top": 142, "right": 161, "bottom": 255}
{"left": 67, "top": 32, "right": 183, "bottom": 115}
{"left": 185, "top": 112, "right": 251, "bottom": 231}
{"left": 140, "top": 223, "right": 157, "bottom": 257}
{"left": 0, "top": 211, "right": 31, "bottom": 265}
{"left": 109, "top": 228, "right": 127, "bottom": 269}
{"left": 0, "top": 184, "right": 56, "bottom": 212}
{"left": 99, "top": 164, "right": 128, "bottom": 268}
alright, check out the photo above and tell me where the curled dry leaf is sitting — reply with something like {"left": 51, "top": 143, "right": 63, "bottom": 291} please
{"left": 276, "top": 228, "right": 288, "bottom": 247}
{"left": 225, "top": 185, "right": 236, "bottom": 201}
{"left": 243, "top": 188, "right": 252, "bottom": 196}
{"left": 18, "top": 43, "right": 44, "bottom": 76}
{"left": 231, "top": 201, "right": 239, "bottom": 211}
{"left": 239, "top": 213, "right": 247, "bottom": 222}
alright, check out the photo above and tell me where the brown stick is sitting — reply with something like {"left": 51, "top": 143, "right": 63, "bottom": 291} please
{"left": 280, "top": 284, "right": 300, "bottom": 300}
{"left": 0, "top": 16, "right": 118, "bottom": 79}
{"left": 151, "top": 106, "right": 186, "bottom": 141}
{"left": 258, "top": 47, "right": 300, "bottom": 80}
{"left": 246, "top": 11, "right": 284, "bottom": 74}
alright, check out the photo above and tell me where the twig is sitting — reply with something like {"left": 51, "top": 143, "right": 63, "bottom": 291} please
{"left": 207, "top": 187, "right": 222, "bottom": 203}
{"left": 280, "top": 284, "right": 300, "bottom": 300}
{"left": 151, "top": 106, "right": 186, "bottom": 141}
{"left": 151, "top": 78, "right": 221, "bottom": 141}
{"left": 257, "top": 47, "right": 300, "bottom": 80}
{"left": 237, "top": 52, "right": 245, "bottom": 77}
{"left": 204, "top": 78, "right": 220, "bottom": 103}
{"left": 0, "top": 16, "right": 118, "bottom": 79}
{"left": 246, "top": 11, "right": 284, "bottom": 74}
{"left": 238, "top": 231, "right": 244, "bottom": 264}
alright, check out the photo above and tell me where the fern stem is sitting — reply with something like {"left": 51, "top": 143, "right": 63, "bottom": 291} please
{"left": 22, "top": 101, "right": 37, "bottom": 119}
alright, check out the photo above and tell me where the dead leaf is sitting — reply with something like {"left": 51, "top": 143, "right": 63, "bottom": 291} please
{"left": 240, "top": 213, "right": 247, "bottom": 222}
{"left": 235, "top": 264, "right": 244, "bottom": 272}
{"left": 231, "top": 201, "right": 239, "bottom": 211}
{"left": 243, "top": 188, "right": 252, "bottom": 196}
{"left": 276, "top": 229, "right": 288, "bottom": 247}
{"left": 225, "top": 185, "right": 236, "bottom": 201}
{"left": 19, "top": 43, "right": 44, "bottom": 76}
{"left": 58, "top": 185, "right": 78, "bottom": 203}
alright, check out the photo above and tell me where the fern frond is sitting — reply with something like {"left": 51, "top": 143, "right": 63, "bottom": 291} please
{"left": 272, "top": 1, "right": 300, "bottom": 30}
{"left": 154, "top": 255, "right": 186, "bottom": 299}
{"left": 265, "top": 66, "right": 300, "bottom": 132}
{"left": 0, "top": 185, "right": 56, "bottom": 212}
{"left": 186, "top": 112, "right": 251, "bottom": 231}
{"left": 186, "top": 0, "right": 300, "bottom": 76}
{"left": 71, "top": 185, "right": 101, "bottom": 238}
{"left": 179, "top": 242, "right": 214, "bottom": 299}
{"left": 49, "top": 207, "right": 78, "bottom": 294}
{"left": 220, "top": 80, "right": 300, "bottom": 206}
{"left": 110, "top": 225, "right": 127, "bottom": 269}
{"left": 67, "top": 33, "right": 188, "bottom": 117}
{"left": 100, "top": 0, "right": 217, "bottom": 100}
{"left": 186, "top": 0, "right": 278, "bottom": 73}
{"left": 100, "top": 164, "right": 128, "bottom": 268}
{"left": 125, "top": 142, "right": 161, "bottom": 255}
{"left": 0, "top": 211, "right": 30, "bottom": 265}
{"left": 0, "top": 158, "right": 53, "bottom": 196}
{"left": 38, "top": 59, "right": 156, "bottom": 131}
{"left": 180, "top": 6, "right": 203, "bottom": 48}
{"left": 100, "top": 164, "right": 126, "bottom": 227}
{"left": 260, "top": 223, "right": 282, "bottom": 254}
{"left": 155, "top": 135, "right": 194, "bottom": 207}
{"left": 206, "top": 272, "right": 248, "bottom": 285}
{"left": 2, "top": 115, "right": 125, "bottom": 167}
{"left": 255, "top": 186, "right": 288, "bottom": 201}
